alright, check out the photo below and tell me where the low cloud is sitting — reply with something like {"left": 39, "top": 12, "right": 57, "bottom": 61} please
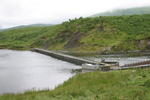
{"left": 0, "top": 0, "right": 150, "bottom": 28}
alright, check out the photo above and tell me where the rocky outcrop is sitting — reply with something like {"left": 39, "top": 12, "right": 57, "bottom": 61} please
{"left": 137, "top": 38, "right": 150, "bottom": 49}
{"left": 64, "top": 32, "right": 85, "bottom": 48}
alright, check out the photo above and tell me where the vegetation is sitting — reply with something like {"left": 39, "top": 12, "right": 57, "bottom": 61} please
{"left": 0, "top": 14, "right": 150, "bottom": 99}
{"left": 1, "top": 68, "right": 150, "bottom": 100}
{"left": 0, "top": 14, "right": 150, "bottom": 53}
{"left": 91, "top": 6, "right": 150, "bottom": 17}
{"left": 0, "top": 25, "right": 62, "bottom": 49}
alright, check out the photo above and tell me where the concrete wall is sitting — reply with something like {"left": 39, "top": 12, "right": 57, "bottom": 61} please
{"left": 31, "top": 48, "right": 97, "bottom": 65}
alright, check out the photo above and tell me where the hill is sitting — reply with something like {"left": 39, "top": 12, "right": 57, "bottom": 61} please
{"left": 91, "top": 6, "right": 150, "bottom": 17}
{"left": 2, "top": 24, "right": 53, "bottom": 30}
{"left": 0, "top": 14, "right": 150, "bottom": 53}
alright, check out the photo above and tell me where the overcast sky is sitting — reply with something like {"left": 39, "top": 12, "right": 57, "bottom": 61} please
{"left": 0, "top": 0, "right": 150, "bottom": 28}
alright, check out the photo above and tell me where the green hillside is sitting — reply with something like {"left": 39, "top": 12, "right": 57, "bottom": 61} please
{"left": 92, "top": 6, "right": 150, "bottom": 17}
{"left": 0, "top": 14, "right": 150, "bottom": 53}
{"left": 0, "top": 25, "right": 62, "bottom": 49}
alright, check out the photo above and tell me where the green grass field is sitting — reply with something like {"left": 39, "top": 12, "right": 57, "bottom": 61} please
{"left": 1, "top": 68, "right": 150, "bottom": 100}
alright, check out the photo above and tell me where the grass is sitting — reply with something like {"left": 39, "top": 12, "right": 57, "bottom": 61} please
{"left": 0, "top": 14, "right": 150, "bottom": 52}
{"left": 0, "top": 25, "right": 62, "bottom": 50}
{"left": 1, "top": 68, "right": 150, "bottom": 100}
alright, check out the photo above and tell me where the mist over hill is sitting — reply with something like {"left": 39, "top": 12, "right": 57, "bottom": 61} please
{"left": 92, "top": 6, "right": 150, "bottom": 17}
{"left": 4, "top": 24, "right": 53, "bottom": 29}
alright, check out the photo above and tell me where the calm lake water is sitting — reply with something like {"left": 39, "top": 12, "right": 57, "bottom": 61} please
{"left": 0, "top": 50, "right": 80, "bottom": 95}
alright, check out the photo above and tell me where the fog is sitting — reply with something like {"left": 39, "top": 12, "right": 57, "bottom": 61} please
{"left": 0, "top": 0, "right": 150, "bottom": 28}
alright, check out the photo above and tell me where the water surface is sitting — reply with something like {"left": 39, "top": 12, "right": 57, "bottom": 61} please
{"left": 0, "top": 50, "right": 80, "bottom": 94}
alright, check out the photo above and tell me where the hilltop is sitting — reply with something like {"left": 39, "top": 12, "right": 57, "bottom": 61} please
{"left": 0, "top": 14, "right": 150, "bottom": 54}
{"left": 91, "top": 6, "right": 150, "bottom": 17}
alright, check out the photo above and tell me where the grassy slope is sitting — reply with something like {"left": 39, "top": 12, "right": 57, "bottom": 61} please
{"left": 92, "top": 6, "right": 150, "bottom": 17}
{"left": 0, "top": 25, "right": 62, "bottom": 50}
{"left": 0, "top": 14, "right": 150, "bottom": 52}
{"left": 1, "top": 68, "right": 150, "bottom": 100}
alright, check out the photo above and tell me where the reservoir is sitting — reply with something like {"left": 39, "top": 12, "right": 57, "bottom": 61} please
{"left": 0, "top": 50, "right": 80, "bottom": 94}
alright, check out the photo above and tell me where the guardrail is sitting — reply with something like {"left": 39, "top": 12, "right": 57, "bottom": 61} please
{"left": 122, "top": 60, "right": 150, "bottom": 67}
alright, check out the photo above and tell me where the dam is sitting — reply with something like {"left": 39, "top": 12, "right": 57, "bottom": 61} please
{"left": 32, "top": 48, "right": 98, "bottom": 65}
{"left": 32, "top": 48, "right": 150, "bottom": 71}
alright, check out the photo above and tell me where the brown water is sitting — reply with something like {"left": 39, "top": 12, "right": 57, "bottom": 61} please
{"left": 0, "top": 50, "right": 80, "bottom": 94}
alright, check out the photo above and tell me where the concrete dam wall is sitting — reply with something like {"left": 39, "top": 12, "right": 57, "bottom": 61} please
{"left": 31, "top": 48, "right": 97, "bottom": 65}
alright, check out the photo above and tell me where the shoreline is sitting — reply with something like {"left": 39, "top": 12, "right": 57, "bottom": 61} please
{"left": 1, "top": 68, "right": 150, "bottom": 99}
{"left": 1, "top": 48, "right": 150, "bottom": 57}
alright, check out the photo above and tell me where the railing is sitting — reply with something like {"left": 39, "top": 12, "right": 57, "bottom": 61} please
{"left": 121, "top": 60, "right": 150, "bottom": 67}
